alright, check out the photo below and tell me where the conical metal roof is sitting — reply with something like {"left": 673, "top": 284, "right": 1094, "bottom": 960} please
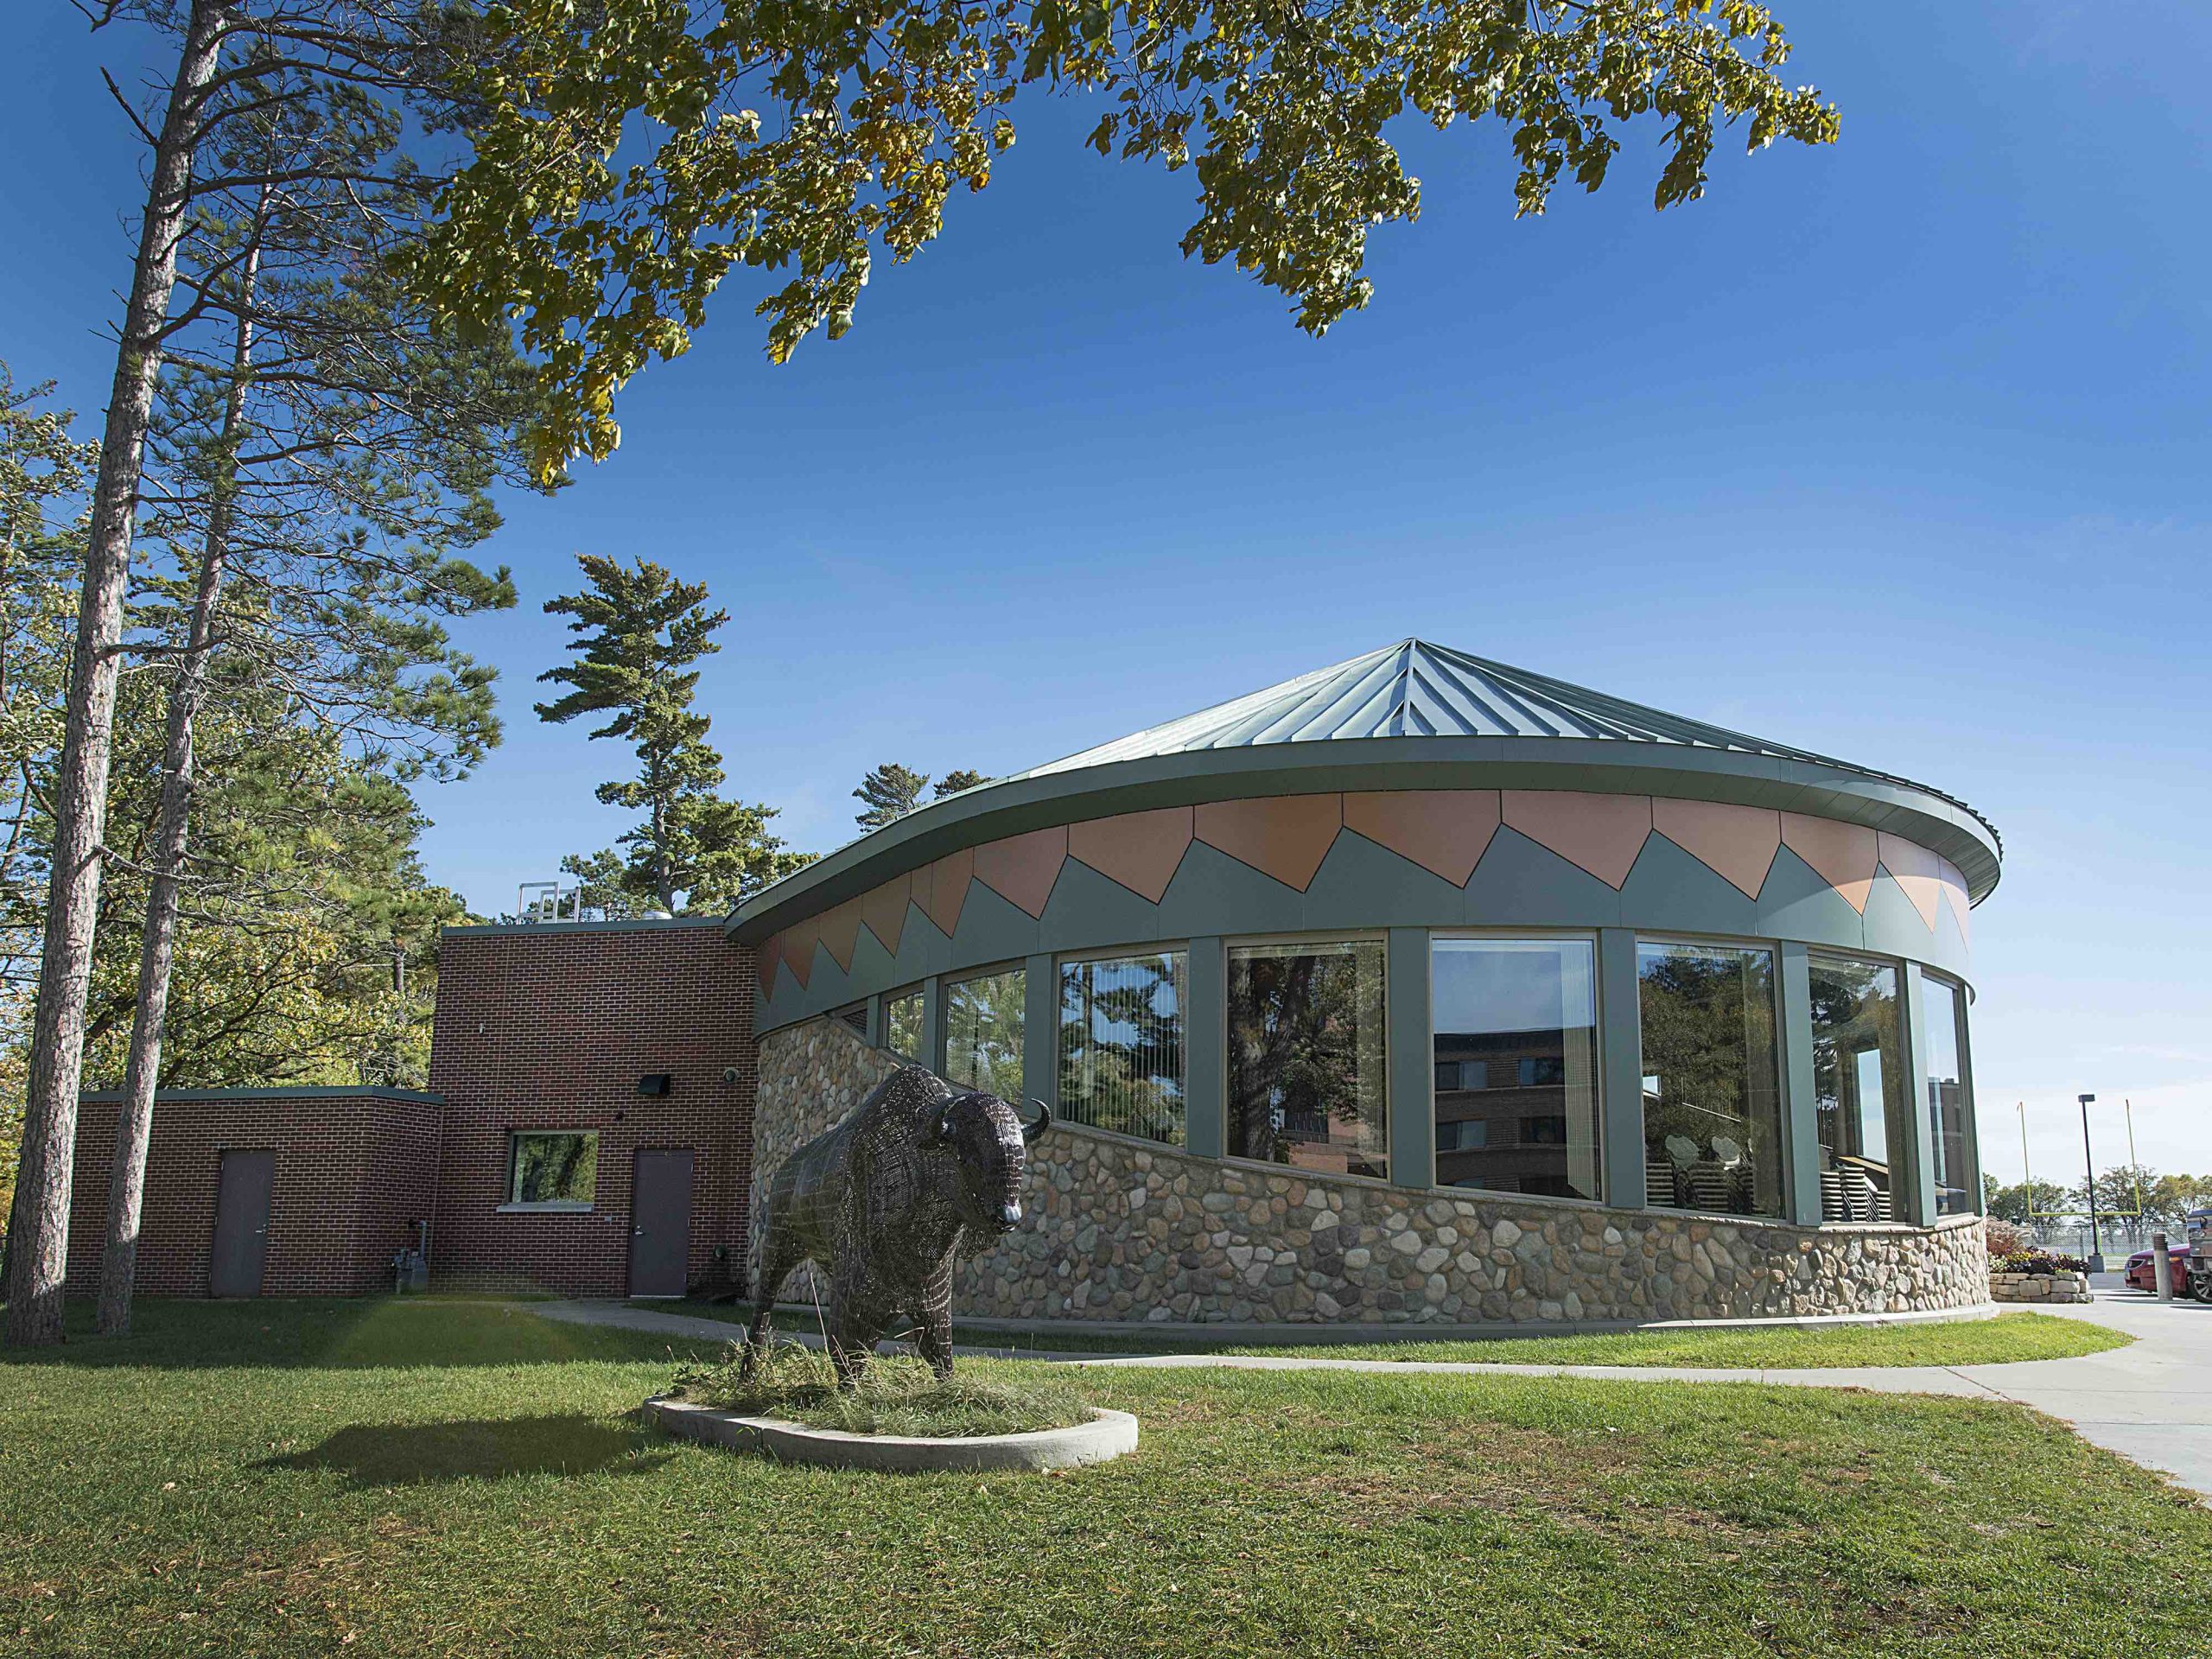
{"left": 731, "top": 639, "right": 2003, "bottom": 941}
{"left": 1018, "top": 638, "right": 1999, "bottom": 849}
{"left": 1037, "top": 641, "right": 1824, "bottom": 766}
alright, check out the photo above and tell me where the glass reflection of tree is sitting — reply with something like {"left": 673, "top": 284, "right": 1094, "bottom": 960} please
{"left": 1639, "top": 951, "right": 1773, "bottom": 1147}
{"left": 1060, "top": 957, "right": 1185, "bottom": 1145}
{"left": 950, "top": 971, "right": 1024, "bottom": 1099}
{"left": 1229, "top": 948, "right": 1383, "bottom": 1170}
{"left": 1808, "top": 957, "right": 1896, "bottom": 1161}
{"left": 517, "top": 1135, "right": 594, "bottom": 1204}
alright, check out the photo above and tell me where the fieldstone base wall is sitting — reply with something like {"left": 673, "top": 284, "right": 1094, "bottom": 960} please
{"left": 757, "top": 1017, "right": 1991, "bottom": 1325}
{"left": 1991, "top": 1270, "right": 2090, "bottom": 1305}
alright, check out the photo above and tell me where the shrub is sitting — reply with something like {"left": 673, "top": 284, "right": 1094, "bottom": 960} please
{"left": 1984, "top": 1219, "right": 2030, "bottom": 1257}
{"left": 670, "top": 1339, "right": 1089, "bottom": 1438}
{"left": 1993, "top": 1249, "right": 2090, "bottom": 1276}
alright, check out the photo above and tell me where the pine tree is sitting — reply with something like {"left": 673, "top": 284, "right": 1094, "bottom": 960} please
{"left": 933, "top": 769, "right": 991, "bottom": 798}
{"left": 853, "top": 763, "right": 930, "bottom": 829}
{"left": 538, "top": 556, "right": 804, "bottom": 914}
{"left": 0, "top": 366, "right": 97, "bottom": 1236}
{"left": 4, "top": 0, "right": 525, "bottom": 1349}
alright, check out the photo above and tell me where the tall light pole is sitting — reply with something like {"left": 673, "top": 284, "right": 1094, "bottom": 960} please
{"left": 2079, "top": 1093, "right": 2103, "bottom": 1272}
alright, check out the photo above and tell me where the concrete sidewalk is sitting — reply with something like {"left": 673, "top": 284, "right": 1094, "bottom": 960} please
{"left": 537, "top": 1286, "right": 2212, "bottom": 1500}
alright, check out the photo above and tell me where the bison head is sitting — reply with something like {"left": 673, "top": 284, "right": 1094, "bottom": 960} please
{"left": 923, "top": 1090, "right": 1052, "bottom": 1236}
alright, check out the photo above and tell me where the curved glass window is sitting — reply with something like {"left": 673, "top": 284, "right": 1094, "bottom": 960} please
{"left": 1922, "top": 975, "right": 1976, "bottom": 1217}
{"left": 1227, "top": 938, "right": 1387, "bottom": 1179}
{"left": 1431, "top": 938, "right": 1599, "bottom": 1199}
{"left": 1637, "top": 940, "right": 1782, "bottom": 1217}
{"left": 945, "top": 966, "right": 1025, "bottom": 1101}
{"left": 1810, "top": 954, "right": 1905, "bottom": 1222}
{"left": 1059, "top": 950, "right": 1187, "bottom": 1146}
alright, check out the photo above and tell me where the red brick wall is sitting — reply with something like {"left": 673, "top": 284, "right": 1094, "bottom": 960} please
{"left": 66, "top": 1091, "right": 442, "bottom": 1298}
{"left": 426, "top": 920, "right": 757, "bottom": 1296}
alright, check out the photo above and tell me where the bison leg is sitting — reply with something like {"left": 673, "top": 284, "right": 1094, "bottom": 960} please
{"left": 827, "top": 1293, "right": 885, "bottom": 1391}
{"left": 827, "top": 1335, "right": 869, "bottom": 1390}
{"left": 912, "top": 1308, "right": 955, "bottom": 1381}
{"left": 740, "top": 1234, "right": 804, "bottom": 1380}
{"left": 912, "top": 1260, "right": 957, "bottom": 1380}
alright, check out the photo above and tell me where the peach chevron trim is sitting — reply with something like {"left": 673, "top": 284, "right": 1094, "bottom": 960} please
{"left": 780, "top": 916, "right": 819, "bottom": 988}
{"left": 1502, "top": 790, "right": 1652, "bottom": 890}
{"left": 755, "top": 794, "right": 1974, "bottom": 1003}
{"left": 974, "top": 825, "right": 1070, "bottom": 919}
{"left": 920, "top": 845, "right": 973, "bottom": 938}
{"left": 817, "top": 896, "right": 864, "bottom": 974}
{"left": 1194, "top": 794, "right": 1344, "bottom": 893}
{"left": 1878, "top": 832, "right": 1944, "bottom": 931}
{"left": 1650, "top": 798, "right": 1781, "bottom": 900}
{"left": 1341, "top": 790, "right": 1500, "bottom": 887}
{"left": 1068, "top": 806, "right": 1194, "bottom": 903}
{"left": 1780, "top": 812, "right": 1878, "bottom": 913}
{"left": 855, "top": 870, "right": 911, "bottom": 958}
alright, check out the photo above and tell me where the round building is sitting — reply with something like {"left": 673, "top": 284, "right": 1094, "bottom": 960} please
{"left": 734, "top": 640, "right": 1997, "bottom": 1325}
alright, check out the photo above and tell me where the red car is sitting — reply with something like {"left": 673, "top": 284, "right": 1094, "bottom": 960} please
{"left": 2125, "top": 1245, "right": 2191, "bottom": 1293}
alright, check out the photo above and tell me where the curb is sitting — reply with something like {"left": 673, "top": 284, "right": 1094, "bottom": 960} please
{"left": 643, "top": 1398, "right": 1140, "bottom": 1472}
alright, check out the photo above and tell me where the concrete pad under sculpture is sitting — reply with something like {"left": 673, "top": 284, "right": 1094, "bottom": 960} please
{"left": 644, "top": 1398, "right": 1141, "bottom": 1472}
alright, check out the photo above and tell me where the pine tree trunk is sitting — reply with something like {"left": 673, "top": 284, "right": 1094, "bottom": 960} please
{"left": 3, "top": 0, "right": 232, "bottom": 1348}
{"left": 95, "top": 224, "right": 261, "bottom": 1338}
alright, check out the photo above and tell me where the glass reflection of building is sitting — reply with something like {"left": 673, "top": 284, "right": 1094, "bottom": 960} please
{"left": 1431, "top": 938, "right": 1599, "bottom": 1200}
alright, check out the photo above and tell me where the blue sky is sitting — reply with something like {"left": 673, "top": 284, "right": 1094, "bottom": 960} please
{"left": 7, "top": 3, "right": 2208, "bottom": 1180}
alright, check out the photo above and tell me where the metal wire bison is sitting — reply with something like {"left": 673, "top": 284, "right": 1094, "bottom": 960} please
{"left": 745, "top": 1065, "right": 1051, "bottom": 1387}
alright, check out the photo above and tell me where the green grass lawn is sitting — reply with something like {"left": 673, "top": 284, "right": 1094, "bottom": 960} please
{"left": 1218, "top": 1313, "right": 2136, "bottom": 1369}
{"left": 654, "top": 1300, "right": 2129, "bottom": 1369}
{"left": 2, "top": 1299, "right": 2202, "bottom": 1657}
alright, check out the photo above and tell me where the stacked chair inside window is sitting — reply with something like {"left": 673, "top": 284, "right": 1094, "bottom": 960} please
{"left": 1820, "top": 1149, "right": 1893, "bottom": 1223}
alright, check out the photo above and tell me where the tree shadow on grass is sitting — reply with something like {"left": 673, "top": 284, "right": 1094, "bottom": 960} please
{"left": 4, "top": 1298, "right": 721, "bottom": 1371}
{"left": 257, "top": 1414, "right": 673, "bottom": 1488}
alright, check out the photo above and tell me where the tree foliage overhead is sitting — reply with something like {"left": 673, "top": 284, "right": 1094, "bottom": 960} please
{"left": 539, "top": 553, "right": 807, "bottom": 913}
{"left": 417, "top": 0, "right": 1840, "bottom": 478}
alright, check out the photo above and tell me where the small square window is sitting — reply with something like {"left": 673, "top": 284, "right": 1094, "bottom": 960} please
{"left": 507, "top": 1131, "right": 599, "bottom": 1209}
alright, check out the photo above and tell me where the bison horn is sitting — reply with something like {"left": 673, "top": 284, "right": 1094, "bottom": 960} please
{"left": 1021, "top": 1098, "right": 1053, "bottom": 1145}
{"left": 923, "top": 1102, "right": 956, "bottom": 1147}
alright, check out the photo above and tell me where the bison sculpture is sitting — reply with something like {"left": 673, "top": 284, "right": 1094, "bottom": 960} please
{"left": 745, "top": 1065, "right": 1051, "bottom": 1387}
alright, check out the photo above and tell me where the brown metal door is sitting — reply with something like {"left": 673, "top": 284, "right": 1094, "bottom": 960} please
{"left": 628, "top": 1149, "right": 694, "bottom": 1298}
{"left": 210, "top": 1149, "right": 275, "bottom": 1297}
